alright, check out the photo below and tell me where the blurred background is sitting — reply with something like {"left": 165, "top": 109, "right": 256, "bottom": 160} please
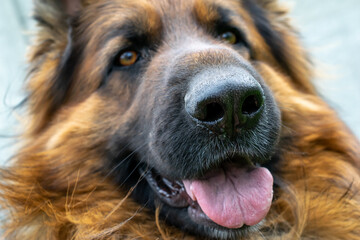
{"left": 0, "top": 0, "right": 359, "bottom": 164}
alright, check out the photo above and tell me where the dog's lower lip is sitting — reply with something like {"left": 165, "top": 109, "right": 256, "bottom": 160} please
{"left": 141, "top": 166, "right": 230, "bottom": 227}
{"left": 188, "top": 202, "right": 220, "bottom": 227}
{"left": 140, "top": 157, "right": 274, "bottom": 230}
{"left": 140, "top": 160, "right": 263, "bottom": 209}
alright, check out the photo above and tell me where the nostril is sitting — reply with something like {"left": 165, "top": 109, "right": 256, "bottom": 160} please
{"left": 203, "top": 102, "right": 225, "bottom": 122}
{"left": 242, "top": 95, "right": 262, "bottom": 115}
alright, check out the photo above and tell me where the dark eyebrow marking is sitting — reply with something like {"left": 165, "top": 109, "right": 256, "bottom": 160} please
{"left": 214, "top": 6, "right": 237, "bottom": 26}
{"left": 99, "top": 18, "right": 162, "bottom": 50}
{"left": 92, "top": 2, "right": 163, "bottom": 50}
{"left": 213, "top": 6, "right": 252, "bottom": 48}
{"left": 193, "top": 1, "right": 252, "bottom": 51}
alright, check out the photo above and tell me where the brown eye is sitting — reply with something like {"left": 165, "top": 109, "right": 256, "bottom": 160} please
{"left": 118, "top": 50, "right": 139, "bottom": 66}
{"left": 219, "top": 31, "right": 237, "bottom": 44}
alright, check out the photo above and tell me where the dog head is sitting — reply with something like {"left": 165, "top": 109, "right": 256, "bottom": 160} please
{"left": 28, "top": 0, "right": 314, "bottom": 238}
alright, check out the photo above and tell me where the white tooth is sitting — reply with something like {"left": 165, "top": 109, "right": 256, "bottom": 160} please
{"left": 190, "top": 185, "right": 197, "bottom": 201}
{"left": 183, "top": 181, "right": 197, "bottom": 201}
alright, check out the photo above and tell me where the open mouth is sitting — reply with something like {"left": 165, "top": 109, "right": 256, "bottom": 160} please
{"left": 140, "top": 161, "right": 274, "bottom": 230}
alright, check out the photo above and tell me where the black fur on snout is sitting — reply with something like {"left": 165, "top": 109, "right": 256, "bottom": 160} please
{"left": 139, "top": 44, "right": 281, "bottom": 180}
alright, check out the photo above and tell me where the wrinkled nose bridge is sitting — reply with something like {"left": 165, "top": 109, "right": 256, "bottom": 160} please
{"left": 170, "top": 36, "right": 244, "bottom": 66}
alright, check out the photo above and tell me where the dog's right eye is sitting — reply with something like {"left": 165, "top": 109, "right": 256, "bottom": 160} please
{"left": 115, "top": 50, "right": 139, "bottom": 67}
{"left": 219, "top": 31, "right": 237, "bottom": 45}
{"left": 216, "top": 27, "right": 249, "bottom": 50}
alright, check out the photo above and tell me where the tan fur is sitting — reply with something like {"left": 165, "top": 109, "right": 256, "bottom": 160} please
{"left": 1, "top": 0, "right": 359, "bottom": 239}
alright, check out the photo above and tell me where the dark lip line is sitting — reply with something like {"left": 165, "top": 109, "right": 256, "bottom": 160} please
{"left": 139, "top": 165, "right": 192, "bottom": 207}
{"left": 137, "top": 156, "right": 265, "bottom": 231}
{"left": 139, "top": 165, "right": 247, "bottom": 231}
{"left": 140, "top": 170, "right": 263, "bottom": 240}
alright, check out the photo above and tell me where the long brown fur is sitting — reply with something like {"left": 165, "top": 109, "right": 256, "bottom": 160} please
{"left": 1, "top": 0, "right": 360, "bottom": 239}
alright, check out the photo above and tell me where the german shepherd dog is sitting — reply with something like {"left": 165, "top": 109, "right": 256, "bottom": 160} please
{"left": 1, "top": 0, "right": 360, "bottom": 239}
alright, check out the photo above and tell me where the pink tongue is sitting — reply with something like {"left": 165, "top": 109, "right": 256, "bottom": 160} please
{"left": 183, "top": 166, "right": 273, "bottom": 229}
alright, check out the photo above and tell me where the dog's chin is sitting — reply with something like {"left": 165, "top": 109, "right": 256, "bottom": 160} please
{"left": 138, "top": 158, "right": 274, "bottom": 240}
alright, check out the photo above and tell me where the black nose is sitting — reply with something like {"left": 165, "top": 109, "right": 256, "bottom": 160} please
{"left": 184, "top": 68, "right": 264, "bottom": 137}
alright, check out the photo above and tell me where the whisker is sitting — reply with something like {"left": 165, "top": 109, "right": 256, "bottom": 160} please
{"left": 103, "top": 142, "right": 147, "bottom": 180}
{"left": 119, "top": 159, "right": 145, "bottom": 187}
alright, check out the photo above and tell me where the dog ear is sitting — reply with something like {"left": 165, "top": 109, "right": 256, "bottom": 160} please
{"left": 33, "top": 0, "right": 91, "bottom": 27}
{"left": 61, "top": 0, "right": 83, "bottom": 16}
{"left": 28, "top": 0, "right": 91, "bottom": 134}
{"left": 34, "top": 0, "right": 86, "bottom": 18}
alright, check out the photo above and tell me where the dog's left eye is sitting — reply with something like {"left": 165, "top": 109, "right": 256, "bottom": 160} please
{"left": 115, "top": 50, "right": 139, "bottom": 67}
{"left": 219, "top": 31, "right": 237, "bottom": 44}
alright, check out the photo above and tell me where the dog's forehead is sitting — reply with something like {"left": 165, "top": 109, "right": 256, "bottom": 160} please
{"left": 87, "top": 0, "right": 243, "bottom": 33}
{"left": 77, "top": 0, "right": 249, "bottom": 57}
{"left": 112, "top": 0, "right": 237, "bottom": 17}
